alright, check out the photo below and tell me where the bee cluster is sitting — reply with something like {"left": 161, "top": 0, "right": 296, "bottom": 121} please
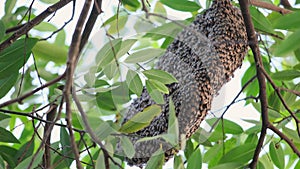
{"left": 120, "top": 0, "right": 248, "bottom": 166}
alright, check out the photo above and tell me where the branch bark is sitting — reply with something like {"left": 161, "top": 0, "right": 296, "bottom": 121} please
{"left": 250, "top": 0, "right": 292, "bottom": 14}
{"left": 63, "top": 0, "right": 93, "bottom": 168}
{"left": 238, "top": 1, "right": 270, "bottom": 168}
{"left": 42, "top": 103, "right": 58, "bottom": 168}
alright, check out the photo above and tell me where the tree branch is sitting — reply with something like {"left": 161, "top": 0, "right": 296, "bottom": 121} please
{"left": 238, "top": 1, "right": 270, "bottom": 168}
{"left": 72, "top": 88, "right": 123, "bottom": 169}
{"left": 0, "top": 0, "right": 73, "bottom": 52}
{"left": 260, "top": 68, "right": 300, "bottom": 136}
{"left": 80, "top": 0, "right": 103, "bottom": 51}
{"left": 250, "top": 0, "right": 292, "bottom": 14}
{"left": 0, "top": 72, "right": 65, "bottom": 108}
{"left": 63, "top": 0, "right": 93, "bottom": 168}
{"left": 42, "top": 103, "right": 58, "bottom": 168}
{"left": 268, "top": 124, "right": 300, "bottom": 157}
{"left": 280, "top": 0, "right": 292, "bottom": 9}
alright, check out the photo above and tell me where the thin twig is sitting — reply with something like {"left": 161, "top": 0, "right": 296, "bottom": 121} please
{"left": 41, "top": 0, "right": 75, "bottom": 41}
{"left": 260, "top": 68, "right": 300, "bottom": 137}
{"left": 0, "top": 108, "right": 84, "bottom": 132}
{"left": 268, "top": 124, "right": 300, "bottom": 157}
{"left": 72, "top": 87, "right": 124, "bottom": 169}
{"left": 279, "top": 87, "right": 300, "bottom": 97}
{"left": 210, "top": 75, "right": 257, "bottom": 132}
{"left": 0, "top": 72, "right": 66, "bottom": 108}
{"left": 250, "top": 0, "right": 292, "bottom": 14}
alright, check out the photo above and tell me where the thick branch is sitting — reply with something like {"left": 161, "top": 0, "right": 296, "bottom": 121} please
{"left": 63, "top": 0, "right": 92, "bottom": 169}
{"left": 238, "top": 1, "right": 270, "bottom": 168}
{"left": 80, "top": 0, "right": 103, "bottom": 51}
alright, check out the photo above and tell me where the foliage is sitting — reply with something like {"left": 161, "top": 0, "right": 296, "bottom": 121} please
{"left": 0, "top": 0, "right": 299, "bottom": 169}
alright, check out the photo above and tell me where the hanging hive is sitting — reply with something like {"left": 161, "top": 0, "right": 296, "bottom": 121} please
{"left": 118, "top": 0, "right": 248, "bottom": 166}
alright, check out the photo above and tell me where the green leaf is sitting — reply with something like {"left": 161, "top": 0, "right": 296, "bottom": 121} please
{"left": 146, "top": 82, "right": 165, "bottom": 104}
{"left": 106, "top": 14, "right": 128, "bottom": 34}
{"left": 0, "top": 145, "right": 17, "bottom": 168}
{"left": 32, "top": 41, "right": 67, "bottom": 64}
{"left": 0, "top": 113, "right": 10, "bottom": 121}
{"left": 55, "top": 30, "right": 66, "bottom": 46}
{"left": 39, "top": 0, "right": 59, "bottom": 4}
{"left": 0, "top": 73, "right": 18, "bottom": 99}
{"left": 96, "top": 38, "right": 122, "bottom": 69}
{"left": 144, "top": 21, "right": 187, "bottom": 40}
{"left": 0, "top": 38, "right": 38, "bottom": 78}
{"left": 95, "top": 151, "right": 105, "bottom": 169}
{"left": 221, "top": 119, "right": 244, "bottom": 134}
{"left": 271, "top": 70, "right": 300, "bottom": 81}
{"left": 110, "top": 82, "right": 130, "bottom": 104}
{"left": 0, "top": 155, "right": 4, "bottom": 169}
{"left": 0, "top": 127, "right": 20, "bottom": 143}
{"left": 245, "top": 125, "right": 262, "bottom": 134}
{"left": 203, "top": 143, "right": 222, "bottom": 162}
{"left": 219, "top": 144, "right": 256, "bottom": 164}
{"left": 103, "top": 61, "right": 118, "bottom": 80}
{"left": 160, "top": 0, "right": 200, "bottom": 12}
{"left": 0, "top": 20, "right": 5, "bottom": 41}
{"left": 250, "top": 7, "right": 274, "bottom": 34}
{"left": 120, "top": 136, "right": 135, "bottom": 159}
{"left": 274, "top": 29, "right": 300, "bottom": 56}
{"left": 187, "top": 148, "right": 202, "bottom": 169}
{"left": 167, "top": 99, "right": 179, "bottom": 145}
{"left": 245, "top": 133, "right": 258, "bottom": 144}
{"left": 127, "top": 70, "right": 143, "bottom": 96}
{"left": 15, "top": 140, "right": 34, "bottom": 162}
{"left": 145, "top": 147, "right": 165, "bottom": 169}
{"left": 122, "top": 0, "right": 140, "bottom": 10}
{"left": 136, "top": 135, "right": 162, "bottom": 143}
{"left": 5, "top": 0, "right": 17, "bottom": 14}
{"left": 34, "top": 22, "right": 57, "bottom": 32}
{"left": 147, "top": 79, "right": 169, "bottom": 94}
{"left": 125, "top": 48, "right": 165, "bottom": 63}
{"left": 282, "top": 127, "right": 300, "bottom": 144}
{"left": 94, "top": 120, "right": 116, "bottom": 140}
{"left": 143, "top": 69, "right": 178, "bottom": 84}
{"left": 96, "top": 91, "right": 117, "bottom": 111}
{"left": 210, "top": 163, "right": 243, "bottom": 169}
{"left": 273, "top": 11, "right": 300, "bottom": 30}
{"left": 206, "top": 118, "right": 243, "bottom": 134}
{"left": 15, "top": 151, "right": 43, "bottom": 169}
{"left": 295, "top": 160, "right": 300, "bottom": 169}
{"left": 259, "top": 154, "right": 274, "bottom": 169}
{"left": 60, "top": 127, "right": 74, "bottom": 167}
{"left": 153, "top": 2, "right": 167, "bottom": 23}
{"left": 174, "top": 155, "right": 185, "bottom": 169}
{"left": 119, "top": 105, "right": 162, "bottom": 133}
{"left": 117, "top": 39, "right": 137, "bottom": 58}
{"left": 269, "top": 142, "right": 285, "bottom": 169}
